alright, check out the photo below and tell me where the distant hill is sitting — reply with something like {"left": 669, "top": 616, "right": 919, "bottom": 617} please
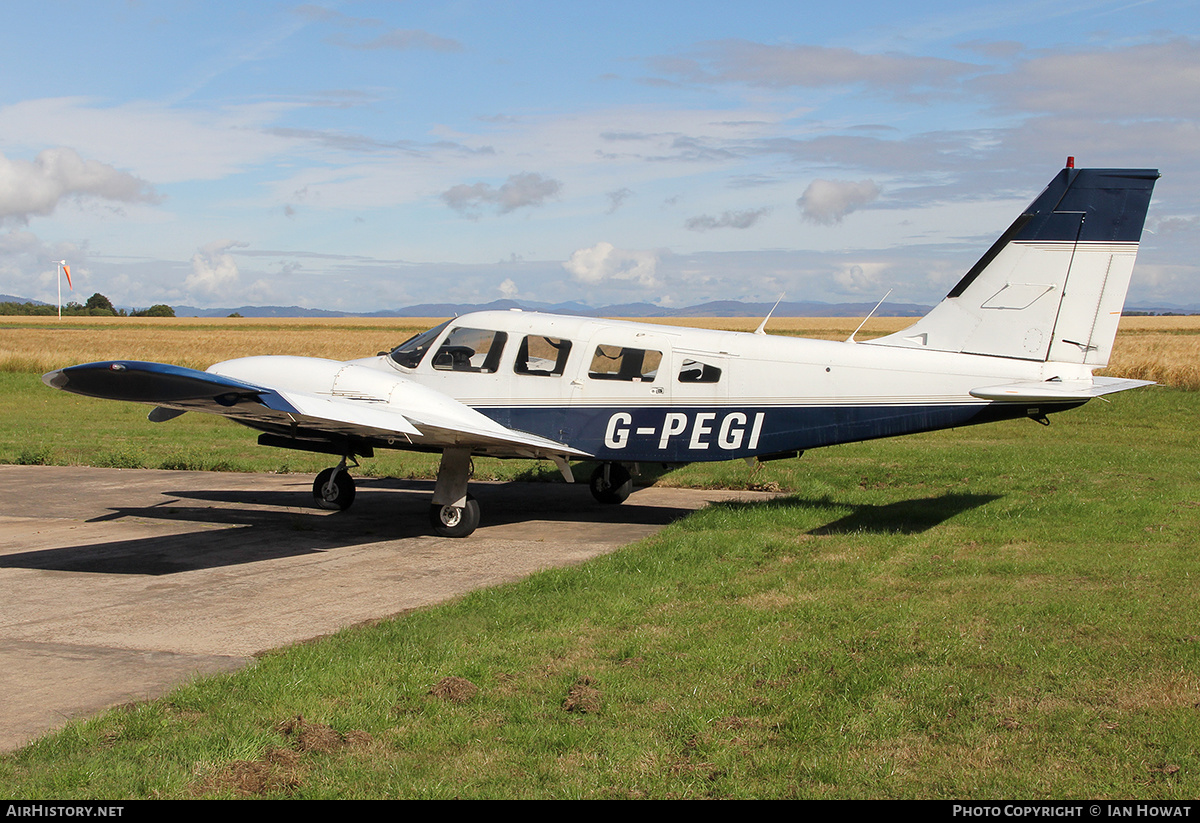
{"left": 172, "top": 298, "right": 935, "bottom": 319}
{"left": 166, "top": 297, "right": 1200, "bottom": 319}
{"left": 5, "top": 293, "right": 1196, "bottom": 318}
{"left": 174, "top": 304, "right": 351, "bottom": 318}
{"left": 1125, "top": 303, "right": 1200, "bottom": 315}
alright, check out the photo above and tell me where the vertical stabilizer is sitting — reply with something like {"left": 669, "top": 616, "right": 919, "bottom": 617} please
{"left": 865, "top": 165, "right": 1158, "bottom": 365}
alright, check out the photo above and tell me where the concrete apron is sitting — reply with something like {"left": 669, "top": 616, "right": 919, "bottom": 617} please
{"left": 0, "top": 465, "right": 775, "bottom": 752}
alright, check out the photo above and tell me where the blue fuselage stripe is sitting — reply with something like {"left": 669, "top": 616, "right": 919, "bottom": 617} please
{"left": 471, "top": 401, "right": 1078, "bottom": 461}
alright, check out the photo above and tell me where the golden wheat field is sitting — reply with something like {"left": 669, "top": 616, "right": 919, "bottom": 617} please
{"left": 1, "top": 314, "right": 1197, "bottom": 389}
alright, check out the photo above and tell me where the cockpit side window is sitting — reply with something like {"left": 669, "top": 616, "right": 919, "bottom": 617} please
{"left": 431, "top": 327, "right": 508, "bottom": 373}
{"left": 677, "top": 358, "right": 722, "bottom": 383}
{"left": 389, "top": 320, "right": 451, "bottom": 369}
{"left": 588, "top": 345, "right": 662, "bottom": 381}
{"left": 515, "top": 335, "right": 572, "bottom": 376}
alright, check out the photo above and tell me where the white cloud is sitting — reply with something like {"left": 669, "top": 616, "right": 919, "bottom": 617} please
{"left": 606, "top": 187, "right": 633, "bottom": 213}
{"left": 685, "top": 208, "right": 769, "bottom": 232}
{"left": 833, "top": 262, "right": 891, "bottom": 294}
{"left": 0, "top": 148, "right": 159, "bottom": 224}
{"left": 442, "top": 172, "right": 562, "bottom": 218}
{"left": 498, "top": 277, "right": 518, "bottom": 298}
{"left": 979, "top": 39, "right": 1200, "bottom": 119}
{"left": 0, "top": 228, "right": 82, "bottom": 300}
{"left": 0, "top": 97, "right": 302, "bottom": 184}
{"left": 563, "top": 242, "right": 659, "bottom": 288}
{"left": 798, "top": 179, "right": 881, "bottom": 225}
{"left": 186, "top": 240, "right": 248, "bottom": 298}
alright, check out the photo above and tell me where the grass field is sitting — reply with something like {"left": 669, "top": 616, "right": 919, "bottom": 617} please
{"left": 1, "top": 317, "right": 1198, "bottom": 798}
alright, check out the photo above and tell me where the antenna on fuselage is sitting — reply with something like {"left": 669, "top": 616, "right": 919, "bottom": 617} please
{"left": 754, "top": 293, "right": 786, "bottom": 335}
{"left": 846, "top": 289, "right": 892, "bottom": 343}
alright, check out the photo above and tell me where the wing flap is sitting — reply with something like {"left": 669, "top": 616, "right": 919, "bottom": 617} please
{"left": 273, "top": 389, "right": 422, "bottom": 438}
{"left": 269, "top": 384, "right": 590, "bottom": 457}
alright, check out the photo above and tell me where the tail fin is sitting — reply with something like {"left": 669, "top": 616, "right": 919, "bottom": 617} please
{"left": 866, "top": 164, "right": 1158, "bottom": 365}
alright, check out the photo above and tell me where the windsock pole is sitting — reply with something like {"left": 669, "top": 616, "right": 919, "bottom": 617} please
{"left": 57, "top": 260, "right": 72, "bottom": 318}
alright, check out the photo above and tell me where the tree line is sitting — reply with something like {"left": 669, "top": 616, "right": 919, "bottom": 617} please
{"left": 0, "top": 293, "right": 174, "bottom": 317}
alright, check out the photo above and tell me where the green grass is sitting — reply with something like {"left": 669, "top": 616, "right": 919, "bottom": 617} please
{"left": 1, "top": 377, "right": 1198, "bottom": 797}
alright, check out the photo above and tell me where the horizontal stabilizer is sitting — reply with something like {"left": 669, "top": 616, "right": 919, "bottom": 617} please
{"left": 969, "top": 376, "right": 1154, "bottom": 402}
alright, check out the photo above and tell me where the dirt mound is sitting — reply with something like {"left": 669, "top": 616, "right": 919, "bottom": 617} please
{"left": 194, "top": 747, "right": 303, "bottom": 797}
{"left": 277, "top": 715, "right": 371, "bottom": 753}
{"left": 563, "top": 676, "right": 601, "bottom": 714}
{"left": 430, "top": 675, "right": 479, "bottom": 703}
{"left": 191, "top": 716, "right": 371, "bottom": 797}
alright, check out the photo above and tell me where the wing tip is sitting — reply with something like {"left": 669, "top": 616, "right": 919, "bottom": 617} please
{"left": 42, "top": 369, "right": 67, "bottom": 390}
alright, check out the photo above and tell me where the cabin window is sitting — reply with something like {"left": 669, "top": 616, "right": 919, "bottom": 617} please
{"left": 389, "top": 320, "right": 451, "bottom": 368}
{"left": 431, "top": 327, "right": 508, "bottom": 373}
{"left": 515, "top": 335, "right": 572, "bottom": 376}
{"left": 677, "top": 358, "right": 722, "bottom": 383}
{"left": 588, "top": 345, "right": 662, "bottom": 381}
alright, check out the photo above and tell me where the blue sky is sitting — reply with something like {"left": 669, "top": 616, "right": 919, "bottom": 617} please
{"left": 1, "top": 0, "right": 1197, "bottom": 312}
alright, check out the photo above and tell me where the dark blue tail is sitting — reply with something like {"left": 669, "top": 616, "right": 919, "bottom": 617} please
{"left": 868, "top": 165, "right": 1159, "bottom": 365}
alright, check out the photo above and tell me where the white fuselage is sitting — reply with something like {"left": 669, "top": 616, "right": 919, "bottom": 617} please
{"left": 210, "top": 310, "right": 1091, "bottom": 463}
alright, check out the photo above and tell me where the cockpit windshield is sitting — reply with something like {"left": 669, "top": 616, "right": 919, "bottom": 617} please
{"left": 388, "top": 320, "right": 451, "bottom": 369}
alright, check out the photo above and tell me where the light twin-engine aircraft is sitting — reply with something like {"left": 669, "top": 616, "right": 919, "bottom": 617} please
{"left": 43, "top": 161, "right": 1159, "bottom": 537}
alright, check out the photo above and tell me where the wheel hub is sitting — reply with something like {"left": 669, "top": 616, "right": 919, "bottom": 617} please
{"left": 438, "top": 505, "right": 462, "bottom": 527}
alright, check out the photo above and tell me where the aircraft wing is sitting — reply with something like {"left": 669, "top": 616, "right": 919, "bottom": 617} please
{"left": 969, "top": 376, "right": 1155, "bottom": 402}
{"left": 43, "top": 360, "right": 591, "bottom": 459}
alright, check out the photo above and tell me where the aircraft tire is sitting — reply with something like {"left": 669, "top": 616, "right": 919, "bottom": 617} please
{"left": 313, "top": 467, "right": 356, "bottom": 511}
{"left": 430, "top": 494, "right": 480, "bottom": 537}
{"left": 589, "top": 463, "right": 632, "bottom": 504}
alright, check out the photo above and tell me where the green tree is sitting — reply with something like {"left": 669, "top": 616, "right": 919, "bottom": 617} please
{"left": 84, "top": 293, "right": 115, "bottom": 315}
{"left": 132, "top": 304, "right": 175, "bottom": 317}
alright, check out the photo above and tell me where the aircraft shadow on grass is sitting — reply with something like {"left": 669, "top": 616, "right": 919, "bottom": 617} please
{"left": 0, "top": 483, "right": 999, "bottom": 575}
{"left": 694, "top": 491, "right": 1000, "bottom": 536}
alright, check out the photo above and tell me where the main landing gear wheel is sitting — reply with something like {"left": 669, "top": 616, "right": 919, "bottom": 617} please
{"left": 429, "top": 494, "right": 480, "bottom": 538}
{"left": 589, "top": 462, "right": 632, "bottom": 505}
{"left": 313, "top": 467, "right": 356, "bottom": 511}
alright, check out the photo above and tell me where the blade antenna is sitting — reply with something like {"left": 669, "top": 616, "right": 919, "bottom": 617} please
{"left": 846, "top": 289, "right": 892, "bottom": 343}
{"left": 754, "top": 293, "right": 785, "bottom": 335}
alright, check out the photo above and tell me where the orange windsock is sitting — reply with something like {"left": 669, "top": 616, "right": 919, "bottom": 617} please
{"left": 63, "top": 263, "right": 72, "bottom": 289}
